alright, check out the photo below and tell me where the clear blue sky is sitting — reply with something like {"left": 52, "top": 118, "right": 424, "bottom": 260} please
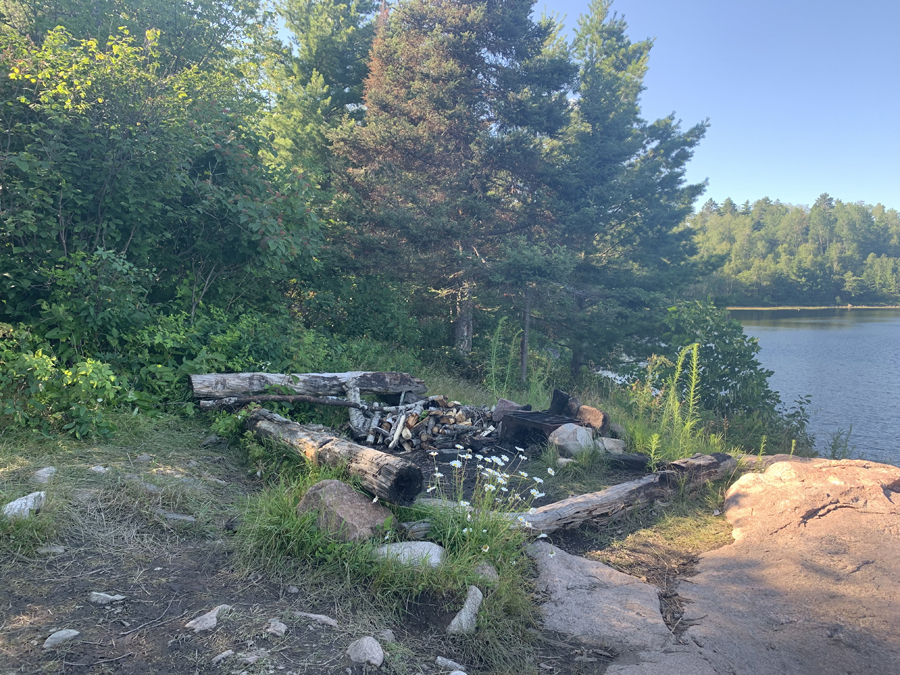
{"left": 542, "top": 0, "right": 900, "bottom": 210}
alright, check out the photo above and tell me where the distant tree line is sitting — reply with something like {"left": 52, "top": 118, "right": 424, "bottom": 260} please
{"left": 689, "top": 195, "right": 900, "bottom": 306}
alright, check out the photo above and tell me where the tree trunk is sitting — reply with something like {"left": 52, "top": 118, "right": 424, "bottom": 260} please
{"left": 454, "top": 280, "right": 474, "bottom": 355}
{"left": 520, "top": 284, "right": 531, "bottom": 383}
{"left": 245, "top": 408, "right": 424, "bottom": 505}
{"left": 190, "top": 371, "right": 427, "bottom": 400}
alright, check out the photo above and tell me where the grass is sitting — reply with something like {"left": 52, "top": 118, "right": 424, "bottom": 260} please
{"left": 0, "top": 410, "right": 248, "bottom": 559}
{"left": 236, "top": 449, "right": 543, "bottom": 673}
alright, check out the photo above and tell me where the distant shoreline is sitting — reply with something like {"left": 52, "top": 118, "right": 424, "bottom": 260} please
{"left": 727, "top": 305, "right": 900, "bottom": 311}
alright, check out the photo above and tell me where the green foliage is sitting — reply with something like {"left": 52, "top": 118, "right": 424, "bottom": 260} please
{"left": 689, "top": 195, "right": 900, "bottom": 305}
{"left": 0, "top": 0, "right": 267, "bottom": 71}
{"left": 0, "top": 25, "right": 322, "bottom": 327}
{"left": 115, "top": 309, "right": 331, "bottom": 400}
{"left": 0, "top": 324, "right": 119, "bottom": 437}
{"left": 662, "top": 300, "right": 779, "bottom": 416}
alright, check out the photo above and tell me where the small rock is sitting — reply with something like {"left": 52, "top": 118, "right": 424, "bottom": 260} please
{"left": 135, "top": 453, "right": 152, "bottom": 463}
{"left": 286, "top": 585, "right": 300, "bottom": 594}
{"left": 43, "top": 629, "right": 80, "bottom": 649}
{"left": 436, "top": 656, "right": 466, "bottom": 670}
{"left": 185, "top": 604, "right": 230, "bottom": 632}
{"left": 292, "top": 611, "right": 338, "bottom": 628}
{"left": 211, "top": 649, "right": 234, "bottom": 664}
{"left": 297, "top": 480, "right": 392, "bottom": 542}
{"left": 89, "top": 465, "right": 109, "bottom": 474}
{"left": 576, "top": 405, "right": 610, "bottom": 435}
{"left": 446, "top": 586, "right": 483, "bottom": 635}
{"left": 609, "top": 422, "right": 627, "bottom": 439}
{"left": 266, "top": 618, "right": 287, "bottom": 637}
{"left": 72, "top": 488, "right": 99, "bottom": 503}
{"left": 154, "top": 509, "right": 197, "bottom": 523}
{"left": 347, "top": 636, "right": 384, "bottom": 667}
{"left": 89, "top": 592, "right": 126, "bottom": 605}
{"left": 200, "top": 434, "right": 225, "bottom": 447}
{"left": 375, "top": 541, "right": 445, "bottom": 568}
{"left": 238, "top": 649, "right": 267, "bottom": 665}
{"left": 449, "top": 671, "right": 468, "bottom": 675}
{"left": 2, "top": 491, "right": 46, "bottom": 520}
{"left": 37, "top": 544, "right": 66, "bottom": 555}
{"left": 600, "top": 437, "right": 626, "bottom": 454}
{"left": 556, "top": 457, "right": 575, "bottom": 468}
{"left": 32, "top": 467, "right": 57, "bottom": 483}
{"left": 547, "top": 424, "right": 594, "bottom": 457}
{"left": 491, "top": 398, "right": 525, "bottom": 422}
{"left": 375, "top": 628, "right": 395, "bottom": 643}
{"left": 564, "top": 396, "right": 583, "bottom": 418}
{"left": 473, "top": 562, "right": 499, "bottom": 584}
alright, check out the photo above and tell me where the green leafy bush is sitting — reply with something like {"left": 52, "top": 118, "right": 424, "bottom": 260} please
{"left": 0, "top": 324, "right": 119, "bottom": 437}
{"left": 663, "top": 300, "right": 780, "bottom": 416}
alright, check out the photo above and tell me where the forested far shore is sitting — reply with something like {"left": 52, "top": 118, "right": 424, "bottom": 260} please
{"left": 689, "top": 195, "right": 900, "bottom": 307}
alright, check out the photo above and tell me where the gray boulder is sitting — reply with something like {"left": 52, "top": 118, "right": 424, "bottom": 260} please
{"left": 599, "top": 437, "right": 627, "bottom": 454}
{"left": 492, "top": 398, "right": 525, "bottom": 422}
{"left": 43, "top": 629, "right": 80, "bottom": 649}
{"left": 32, "top": 467, "right": 57, "bottom": 483}
{"left": 526, "top": 541, "right": 673, "bottom": 653}
{"left": 297, "top": 479, "right": 392, "bottom": 542}
{"left": 548, "top": 423, "right": 595, "bottom": 457}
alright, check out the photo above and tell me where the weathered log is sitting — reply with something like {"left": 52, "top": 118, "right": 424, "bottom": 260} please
{"left": 513, "top": 452, "right": 737, "bottom": 532}
{"left": 198, "top": 394, "right": 364, "bottom": 411}
{"left": 191, "top": 371, "right": 427, "bottom": 400}
{"left": 246, "top": 408, "right": 423, "bottom": 505}
{"left": 512, "top": 474, "right": 665, "bottom": 533}
{"left": 660, "top": 452, "right": 738, "bottom": 485}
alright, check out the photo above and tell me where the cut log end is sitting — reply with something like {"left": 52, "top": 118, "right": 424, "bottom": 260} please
{"left": 386, "top": 465, "right": 425, "bottom": 506}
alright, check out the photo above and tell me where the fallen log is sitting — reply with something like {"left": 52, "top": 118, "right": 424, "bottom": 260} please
{"left": 512, "top": 452, "right": 737, "bottom": 532}
{"left": 191, "top": 371, "right": 427, "bottom": 400}
{"left": 197, "top": 394, "right": 427, "bottom": 414}
{"left": 198, "top": 394, "right": 364, "bottom": 411}
{"left": 246, "top": 408, "right": 423, "bottom": 505}
{"left": 513, "top": 474, "right": 665, "bottom": 533}
{"left": 403, "top": 453, "right": 737, "bottom": 536}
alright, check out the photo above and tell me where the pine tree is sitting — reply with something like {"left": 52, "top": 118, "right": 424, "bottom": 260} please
{"left": 333, "top": 0, "right": 573, "bottom": 355}
{"left": 263, "top": 0, "right": 377, "bottom": 181}
{"left": 548, "top": 0, "right": 708, "bottom": 375}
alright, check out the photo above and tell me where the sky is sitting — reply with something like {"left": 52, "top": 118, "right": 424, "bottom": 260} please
{"left": 540, "top": 0, "right": 900, "bottom": 210}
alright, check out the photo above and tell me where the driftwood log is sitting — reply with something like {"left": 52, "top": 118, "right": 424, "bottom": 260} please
{"left": 515, "top": 452, "right": 737, "bottom": 532}
{"left": 191, "top": 371, "right": 427, "bottom": 400}
{"left": 246, "top": 408, "right": 423, "bottom": 505}
{"left": 401, "top": 452, "right": 737, "bottom": 538}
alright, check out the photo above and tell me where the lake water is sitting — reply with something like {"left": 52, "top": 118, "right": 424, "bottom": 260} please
{"left": 732, "top": 308, "right": 900, "bottom": 466}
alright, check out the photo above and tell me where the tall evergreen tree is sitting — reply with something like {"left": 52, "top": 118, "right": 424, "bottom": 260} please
{"left": 333, "top": 0, "right": 573, "bottom": 355}
{"left": 263, "top": 0, "right": 377, "bottom": 181}
{"left": 547, "top": 0, "right": 707, "bottom": 375}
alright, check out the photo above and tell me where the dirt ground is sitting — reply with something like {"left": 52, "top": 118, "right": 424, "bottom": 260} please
{"left": 0, "top": 419, "right": 727, "bottom": 675}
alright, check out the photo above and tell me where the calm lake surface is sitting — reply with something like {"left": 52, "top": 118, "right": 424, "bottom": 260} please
{"left": 732, "top": 308, "right": 900, "bottom": 466}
